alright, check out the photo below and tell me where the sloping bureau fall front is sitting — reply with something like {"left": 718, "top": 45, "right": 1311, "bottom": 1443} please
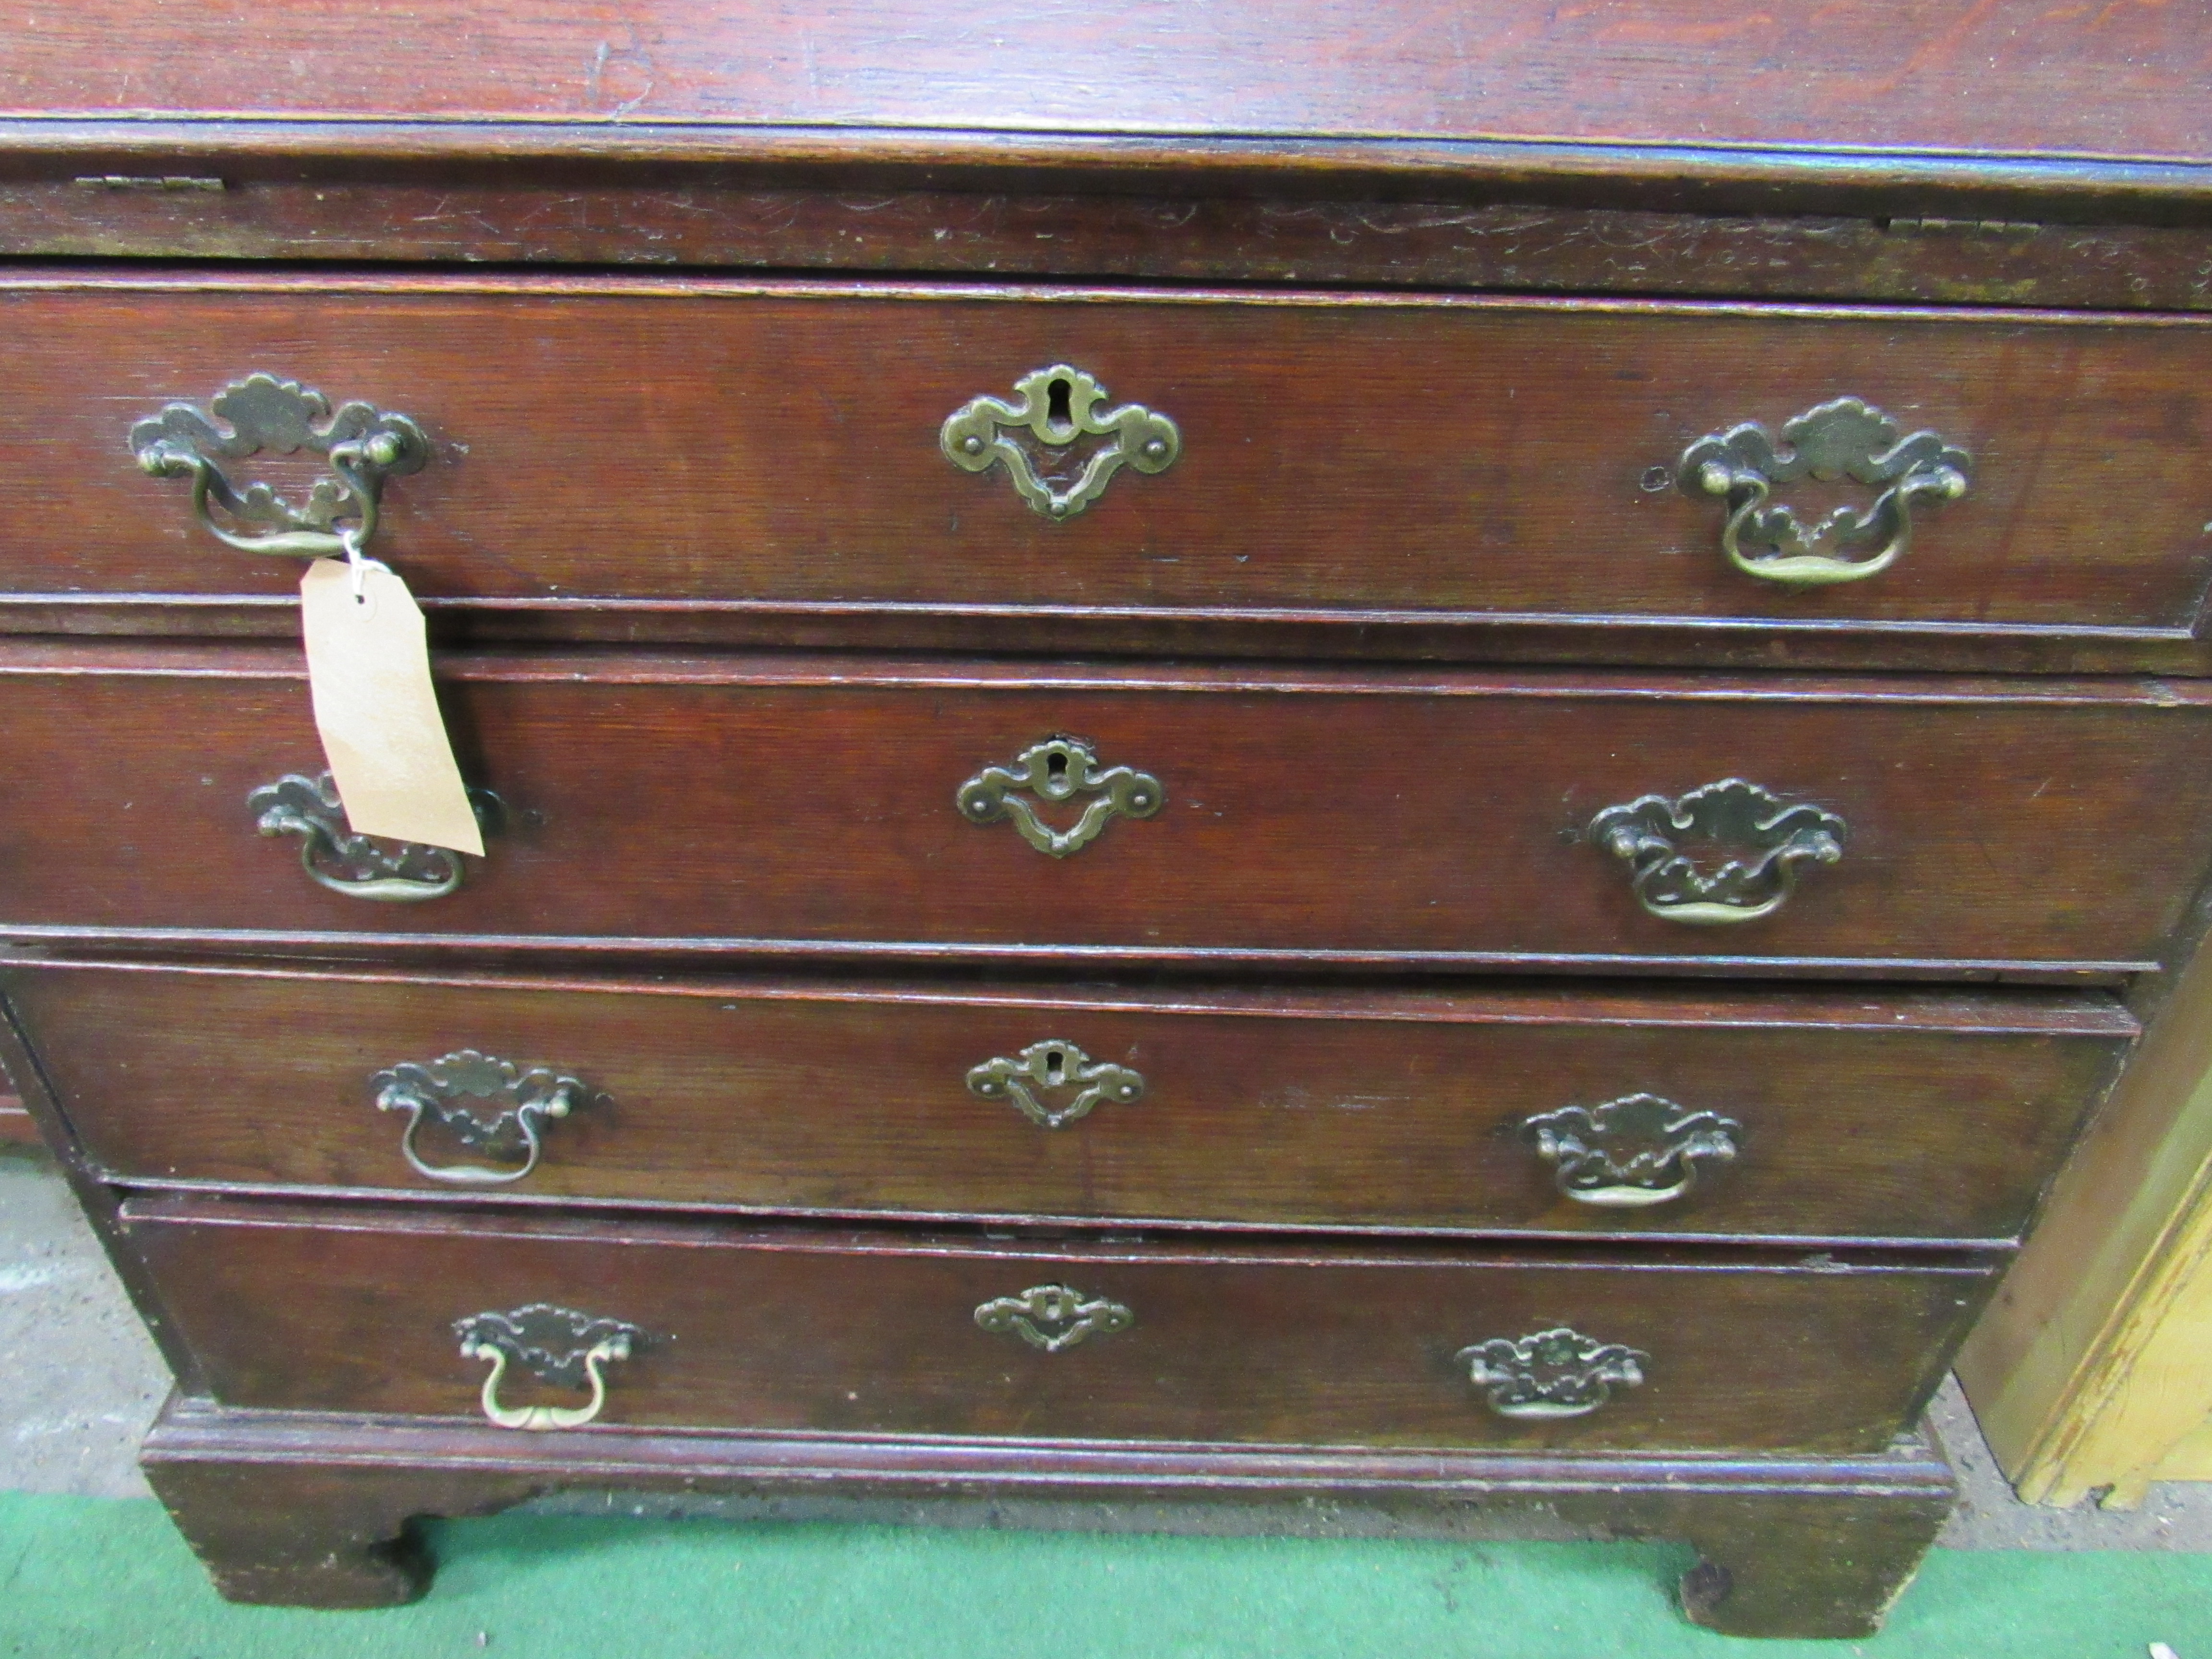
{"left": 0, "top": 1, "right": 2208, "bottom": 1638}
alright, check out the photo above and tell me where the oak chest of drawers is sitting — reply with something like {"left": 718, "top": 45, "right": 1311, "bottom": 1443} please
{"left": 2, "top": 1, "right": 2209, "bottom": 1638}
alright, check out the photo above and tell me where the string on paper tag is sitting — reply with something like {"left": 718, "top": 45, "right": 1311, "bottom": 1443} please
{"left": 299, "top": 556, "right": 484, "bottom": 856}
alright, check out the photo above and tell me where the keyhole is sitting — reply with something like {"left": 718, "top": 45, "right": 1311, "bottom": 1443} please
{"left": 1045, "top": 377, "right": 1074, "bottom": 440}
{"left": 1044, "top": 1047, "right": 1066, "bottom": 1086}
{"left": 1046, "top": 750, "right": 1069, "bottom": 782}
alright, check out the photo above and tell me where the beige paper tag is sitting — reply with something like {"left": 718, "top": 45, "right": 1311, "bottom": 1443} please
{"left": 299, "top": 559, "right": 484, "bottom": 856}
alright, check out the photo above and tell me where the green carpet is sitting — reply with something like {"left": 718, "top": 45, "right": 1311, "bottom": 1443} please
{"left": 3, "top": 1491, "right": 2209, "bottom": 1658}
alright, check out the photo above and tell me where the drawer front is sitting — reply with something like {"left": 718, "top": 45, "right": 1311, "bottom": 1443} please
{"left": 3, "top": 650, "right": 2211, "bottom": 974}
{"left": 124, "top": 1199, "right": 1996, "bottom": 1454}
{"left": 11, "top": 278, "right": 2212, "bottom": 643}
{"left": 24, "top": 964, "right": 2131, "bottom": 1245}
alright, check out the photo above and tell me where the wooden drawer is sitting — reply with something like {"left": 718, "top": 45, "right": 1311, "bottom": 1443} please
{"left": 4, "top": 645, "right": 2212, "bottom": 976}
{"left": 123, "top": 1196, "right": 1996, "bottom": 1455}
{"left": 8, "top": 275, "right": 2212, "bottom": 651}
{"left": 20, "top": 962, "right": 2132, "bottom": 1247}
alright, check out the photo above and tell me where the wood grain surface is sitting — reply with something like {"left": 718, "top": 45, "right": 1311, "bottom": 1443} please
{"left": 13, "top": 961, "right": 2132, "bottom": 1245}
{"left": 0, "top": 0, "right": 2204, "bottom": 167}
{"left": 5, "top": 277, "right": 2211, "bottom": 644}
{"left": 121, "top": 1195, "right": 1998, "bottom": 1455}
{"left": 0, "top": 644, "right": 2208, "bottom": 976}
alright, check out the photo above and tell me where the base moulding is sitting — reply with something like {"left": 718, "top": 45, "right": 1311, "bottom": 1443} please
{"left": 139, "top": 1394, "right": 1956, "bottom": 1639}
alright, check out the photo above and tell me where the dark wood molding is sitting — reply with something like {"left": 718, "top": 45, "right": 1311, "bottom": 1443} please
{"left": 6, "top": 172, "right": 2212, "bottom": 299}
{"left": 0, "top": 950, "right": 2144, "bottom": 1034}
{"left": 8, "top": 119, "right": 2212, "bottom": 220}
{"left": 10, "top": 593, "right": 2212, "bottom": 681}
{"left": 140, "top": 1395, "right": 1958, "bottom": 1639}
{"left": 0, "top": 927, "right": 2159, "bottom": 985}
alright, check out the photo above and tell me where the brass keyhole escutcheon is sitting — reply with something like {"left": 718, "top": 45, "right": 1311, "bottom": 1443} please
{"left": 966, "top": 1040, "right": 1147, "bottom": 1129}
{"left": 974, "top": 1284, "right": 1133, "bottom": 1352}
{"left": 957, "top": 736, "right": 1164, "bottom": 857}
{"left": 941, "top": 364, "right": 1179, "bottom": 520}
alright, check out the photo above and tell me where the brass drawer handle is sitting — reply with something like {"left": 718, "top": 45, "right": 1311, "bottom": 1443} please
{"left": 1523, "top": 1094, "right": 1741, "bottom": 1208}
{"left": 1588, "top": 779, "right": 1845, "bottom": 926}
{"left": 1676, "top": 397, "right": 1970, "bottom": 586}
{"left": 248, "top": 770, "right": 493, "bottom": 902}
{"left": 454, "top": 1304, "right": 644, "bottom": 1432}
{"left": 374, "top": 1049, "right": 597, "bottom": 1186}
{"left": 957, "top": 736, "right": 1163, "bottom": 857}
{"left": 941, "top": 364, "right": 1179, "bottom": 520}
{"left": 1456, "top": 1326, "right": 1648, "bottom": 1420}
{"left": 974, "top": 1283, "right": 1133, "bottom": 1352}
{"left": 966, "top": 1040, "right": 1145, "bottom": 1129}
{"left": 131, "top": 373, "right": 430, "bottom": 561}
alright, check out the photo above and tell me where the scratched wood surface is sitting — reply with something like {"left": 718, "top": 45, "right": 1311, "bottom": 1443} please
{"left": 0, "top": 0, "right": 2204, "bottom": 165}
{"left": 4, "top": 186, "right": 2211, "bottom": 313}
{"left": 13, "top": 961, "right": 2133, "bottom": 1245}
{"left": 123, "top": 1194, "right": 1997, "bottom": 1455}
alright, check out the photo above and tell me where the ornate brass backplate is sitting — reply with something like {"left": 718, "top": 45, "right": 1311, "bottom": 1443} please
{"left": 940, "top": 364, "right": 1179, "bottom": 520}
{"left": 957, "top": 736, "right": 1164, "bottom": 857}
{"left": 131, "top": 373, "right": 430, "bottom": 560}
{"left": 248, "top": 771, "right": 493, "bottom": 901}
{"left": 454, "top": 1304, "right": 644, "bottom": 1431}
{"left": 1676, "top": 396, "right": 1971, "bottom": 586}
{"left": 374, "top": 1049, "right": 598, "bottom": 1185}
{"left": 1455, "top": 1326, "right": 1649, "bottom": 1419}
{"left": 1522, "top": 1094, "right": 1742, "bottom": 1208}
{"left": 967, "top": 1040, "right": 1146, "bottom": 1130}
{"left": 974, "top": 1283, "right": 1134, "bottom": 1352}
{"left": 1587, "top": 778, "right": 1845, "bottom": 925}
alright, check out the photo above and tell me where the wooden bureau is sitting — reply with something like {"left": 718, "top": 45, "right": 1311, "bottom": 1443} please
{"left": 1, "top": 1, "right": 2208, "bottom": 1638}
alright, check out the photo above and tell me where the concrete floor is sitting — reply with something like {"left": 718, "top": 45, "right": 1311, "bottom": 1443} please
{"left": 5, "top": 1140, "right": 2211, "bottom": 1547}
